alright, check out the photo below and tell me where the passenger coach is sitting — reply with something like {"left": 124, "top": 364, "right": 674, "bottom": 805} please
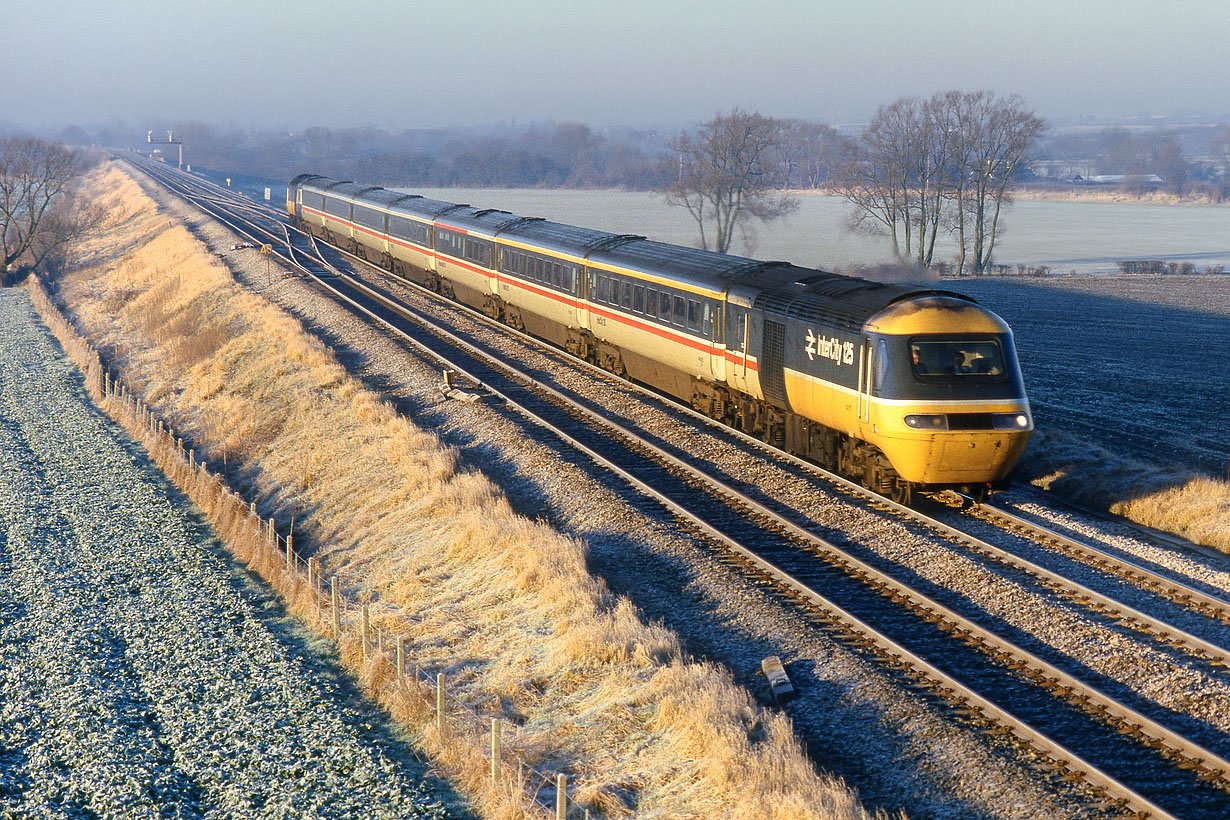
{"left": 288, "top": 174, "right": 1033, "bottom": 502}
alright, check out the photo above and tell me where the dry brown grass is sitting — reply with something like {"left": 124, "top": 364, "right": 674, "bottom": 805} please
{"left": 43, "top": 160, "right": 878, "bottom": 819}
{"left": 1019, "top": 429, "right": 1230, "bottom": 553}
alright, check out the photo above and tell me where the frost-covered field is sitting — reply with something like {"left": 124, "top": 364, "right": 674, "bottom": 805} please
{"left": 949, "top": 274, "right": 1230, "bottom": 474}
{"left": 0, "top": 290, "right": 458, "bottom": 819}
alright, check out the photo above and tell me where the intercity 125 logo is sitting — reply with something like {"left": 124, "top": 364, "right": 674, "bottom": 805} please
{"left": 805, "top": 329, "right": 855, "bottom": 366}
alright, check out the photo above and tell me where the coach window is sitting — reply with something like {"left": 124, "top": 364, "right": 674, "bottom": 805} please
{"left": 702, "top": 303, "right": 713, "bottom": 336}
{"left": 660, "top": 292, "right": 673, "bottom": 321}
{"left": 673, "top": 295, "right": 686, "bottom": 326}
{"left": 563, "top": 267, "right": 573, "bottom": 291}
{"left": 617, "top": 281, "right": 630, "bottom": 309}
{"left": 633, "top": 285, "right": 645, "bottom": 313}
{"left": 687, "top": 300, "right": 702, "bottom": 332}
{"left": 645, "top": 289, "right": 658, "bottom": 318}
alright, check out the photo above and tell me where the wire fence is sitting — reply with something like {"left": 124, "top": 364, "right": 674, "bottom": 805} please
{"left": 29, "top": 276, "right": 594, "bottom": 820}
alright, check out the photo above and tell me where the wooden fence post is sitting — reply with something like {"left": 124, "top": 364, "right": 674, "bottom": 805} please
{"left": 331, "top": 577, "right": 340, "bottom": 639}
{"left": 286, "top": 535, "right": 293, "bottom": 572}
{"left": 556, "top": 773, "right": 567, "bottom": 820}
{"left": 396, "top": 636, "right": 405, "bottom": 678}
{"left": 491, "top": 718, "right": 502, "bottom": 783}
{"left": 436, "top": 673, "right": 445, "bottom": 733}
{"left": 361, "top": 604, "right": 370, "bottom": 661}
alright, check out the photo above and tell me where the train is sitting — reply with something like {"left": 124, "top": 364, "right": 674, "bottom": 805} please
{"left": 287, "top": 174, "right": 1032, "bottom": 504}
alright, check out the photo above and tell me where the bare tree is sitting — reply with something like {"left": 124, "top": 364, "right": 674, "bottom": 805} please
{"left": 665, "top": 109, "right": 797, "bottom": 253}
{"left": 835, "top": 96, "right": 950, "bottom": 269}
{"left": 24, "top": 190, "right": 105, "bottom": 276}
{"left": 1, "top": 137, "right": 81, "bottom": 282}
{"left": 953, "top": 93, "right": 1045, "bottom": 274}
{"left": 837, "top": 91, "right": 1044, "bottom": 275}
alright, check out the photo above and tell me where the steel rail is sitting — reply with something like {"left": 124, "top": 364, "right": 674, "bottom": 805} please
{"left": 980, "top": 499, "right": 1230, "bottom": 618}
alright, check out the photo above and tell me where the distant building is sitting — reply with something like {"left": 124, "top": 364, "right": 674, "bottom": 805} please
{"left": 1084, "top": 174, "right": 1165, "bottom": 185}
{"left": 1030, "top": 159, "right": 1094, "bottom": 181}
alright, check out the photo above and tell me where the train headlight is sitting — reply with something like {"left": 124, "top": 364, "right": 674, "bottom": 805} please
{"left": 904, "top": 414, "right": 948, "bottom": 430}
{"left": 992, "top": 412, "right": 1031, "bottom": 430}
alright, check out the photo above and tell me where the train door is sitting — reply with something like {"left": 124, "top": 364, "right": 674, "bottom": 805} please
{"left": 708, "top": 302, "right": 725, "bottom": 382}
{"left": 574, "top": 264, "right": 588, "bottom": 328}
{"left": 856, "top": 335, "right": 873, "bottom": 428}
{"left": 726, "top": 303, "right": 751, "bottom": 394}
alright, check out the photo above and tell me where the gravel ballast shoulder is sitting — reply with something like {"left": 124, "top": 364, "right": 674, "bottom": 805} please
{"left": 0, "top": 289, "right": 466, "bottom": 819}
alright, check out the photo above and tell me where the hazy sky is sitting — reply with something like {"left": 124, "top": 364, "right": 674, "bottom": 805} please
{"left": 4, "top": 0, "right": 1228, "bottom": 132}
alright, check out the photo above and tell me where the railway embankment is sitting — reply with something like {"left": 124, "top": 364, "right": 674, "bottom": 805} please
{"left": 0, "top": 288, "right": 457, "bottom": 818}
{"left": 31, "top": 160, "right": 875, "bottom": 818}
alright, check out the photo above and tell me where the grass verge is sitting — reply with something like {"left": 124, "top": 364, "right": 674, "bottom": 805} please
{"left": 1018, "top": 429, "right": 1230, "bottom": 554}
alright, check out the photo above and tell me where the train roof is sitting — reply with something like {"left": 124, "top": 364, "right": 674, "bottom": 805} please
{"left": 435, "top": 205, "right": 523, "bottom": 237}
{"left": 352, "top": 187, "right": 423, "bottom": 209}
{"left": 496, "top": 218, "right": 618, "bottom": 259}
{"left": 587, "top": 239, "right": 793, "bottom": 295}
{"left": 300, "top": 179, "right": 378, "bottom": 202}
{"left": 751, "top": 270, "right": 976, "bottom": 332}
{"left": 387, "top": 194, "right": 465, "bottom": 221}
{"left": 289, "top": 173, "right": 327, "bottom": 187}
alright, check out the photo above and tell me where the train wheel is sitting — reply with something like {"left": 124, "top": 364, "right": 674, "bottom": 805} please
{"left": 890, "top": 480, "right": 912, "bottom": 506}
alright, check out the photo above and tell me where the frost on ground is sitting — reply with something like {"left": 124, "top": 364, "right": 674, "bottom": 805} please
{"left": 0, "top": 289, "right": 462, "bottom": 819}
{"left": 950, "top": 274, "right": 1230, "bottom": 475}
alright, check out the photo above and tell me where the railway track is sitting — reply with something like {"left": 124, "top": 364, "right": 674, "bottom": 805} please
{"left": 120, "top": 155, "right": 1230, "bottom": 819}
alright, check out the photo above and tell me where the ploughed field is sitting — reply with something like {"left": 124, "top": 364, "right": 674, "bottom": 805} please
{"left": 949, "top": 274, "right": 1230, "bottom": 475}
{"left": 0, "top": 290, "right": 457, "bottom": 819}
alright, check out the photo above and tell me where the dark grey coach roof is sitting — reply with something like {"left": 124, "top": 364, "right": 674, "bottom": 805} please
{"left": 353, "top": 187, "right": 423, "bottom": 209}
{"left": 388, "top": 194, "right": 465, "bottom": 221}
{"left": 434, "top": 205, "right": 524, "bottom": 237}
{"left": 496, "top": 217, "right": 617, "bottom": 258}
{"left": 589, "top": 238, "right": 795, "bottom": 294}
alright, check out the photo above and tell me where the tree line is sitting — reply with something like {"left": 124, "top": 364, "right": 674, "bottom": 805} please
{"left": 25, "top": 92, "right": 1230, "bottom": 282}
{"left": 667, "top": 92, "right": 1044, "bottom": 276}
{"left": 7, "top": 99, "right": 1040, "bottom": 279}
